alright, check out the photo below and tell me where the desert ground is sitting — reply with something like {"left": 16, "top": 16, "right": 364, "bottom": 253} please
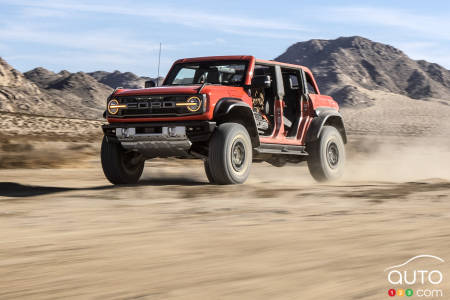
{"left": 0, "top": 123, "right": 449, "bottom": 299}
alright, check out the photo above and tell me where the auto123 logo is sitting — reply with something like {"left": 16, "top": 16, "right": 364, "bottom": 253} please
{"left": 385, "top": 255, "right": 445, "bottom": 297}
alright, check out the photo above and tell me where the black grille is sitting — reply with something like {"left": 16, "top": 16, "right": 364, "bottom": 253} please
{"left": 109, "top": 95, "right": 204, "bottom": 118}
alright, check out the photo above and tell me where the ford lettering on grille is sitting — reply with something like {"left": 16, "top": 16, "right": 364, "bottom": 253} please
{"left": 111, "top": 95, "right": 203, "bottom": 118}
{"left": 127, "top": 101, "right": 176, "bottom": 109}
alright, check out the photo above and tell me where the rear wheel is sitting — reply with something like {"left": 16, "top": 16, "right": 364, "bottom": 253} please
{"left": 307, "top": 126, "right": 345, "bottom": 182}
{"left": 101, "top": 136, "right": 145, "bottom": 184}
{"left": 208, "top": 123, "right": 252, "bottom": 184}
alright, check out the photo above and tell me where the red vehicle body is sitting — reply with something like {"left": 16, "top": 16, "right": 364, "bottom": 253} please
{"left": 101, "top": 56, "right": 347, "bottom": 185}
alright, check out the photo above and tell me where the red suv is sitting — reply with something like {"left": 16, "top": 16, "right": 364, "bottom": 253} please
{"left": 101, "top": 56, "right": 347, "bottom": 184}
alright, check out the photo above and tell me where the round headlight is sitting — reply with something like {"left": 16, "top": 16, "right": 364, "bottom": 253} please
{"left": 107, "top": 99, "right": 121, "bottom": 115}
{"left": 186, "top": 96, "right": 202, "bottom": 112}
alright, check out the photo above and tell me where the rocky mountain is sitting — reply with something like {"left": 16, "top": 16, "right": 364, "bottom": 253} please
{"left": 88, "top": 71, "right": 163, "bottom": 89}
{"left": 1, "top": 58, "right": 167, "bottom": 119}
{"left": 0, "top": 59, "right": 112, "bottom": 119}
{"left": 24, "top": 68, "right": 112, "bottom": 114}
{"left": 14, "top": 67, "right": 109, "bottom": 119}
{"left": 275, "top": 36, "right": 450, "bottom": 106}
{"left": 0, "top": 58, "right": 68, "bottom": 117}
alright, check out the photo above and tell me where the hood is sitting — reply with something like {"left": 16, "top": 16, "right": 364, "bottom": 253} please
{"left": 114, "top": 85, "right": 199, "bottom": 97}
{"left": 113, "top": 84, "right": 245, "bottom": 97}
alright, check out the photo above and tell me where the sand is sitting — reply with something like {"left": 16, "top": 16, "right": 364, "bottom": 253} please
{"left": 0, "top": 149, "right": 449, "bottom": 299}
{"left": 0, "top": 91, "right": 449, "bottom": 299}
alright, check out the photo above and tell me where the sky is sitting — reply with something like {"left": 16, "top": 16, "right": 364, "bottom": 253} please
{"left": 1, "top": 0, "right": 449, "bottom": 77}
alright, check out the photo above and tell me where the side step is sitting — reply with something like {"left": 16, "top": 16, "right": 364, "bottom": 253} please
{"left": 254, "top": 143, "right": 308, "bottom": 156}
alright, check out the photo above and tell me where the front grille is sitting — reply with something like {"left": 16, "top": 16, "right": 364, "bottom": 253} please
{"left": 109, "top": 94, "right": 204, "bottom": 118}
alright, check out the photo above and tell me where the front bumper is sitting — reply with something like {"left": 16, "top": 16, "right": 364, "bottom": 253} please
{"left": 102, "top": 121, "right": 216, "bottom": 158}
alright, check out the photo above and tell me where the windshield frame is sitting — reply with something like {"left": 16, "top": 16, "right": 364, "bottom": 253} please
{"left": 163, "top": 60, "right": 250, "bottom": 87}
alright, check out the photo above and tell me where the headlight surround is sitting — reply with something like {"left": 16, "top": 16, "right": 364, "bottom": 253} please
{"left": 176, "top": 96, "right": 202, "bottom": 112}
{"left": 107, "top": 99, "right": 127, "bottom": 115}
{"left": 186, "top": 96, "right": 202, "bottom": 112}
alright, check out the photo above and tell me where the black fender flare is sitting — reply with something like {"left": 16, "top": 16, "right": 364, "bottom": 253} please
{"left": 306, "top": 108, "right": 347, "bottom": 144}
{"left": 213, "top": 98, "right": 260, "bottom": 147}
{"left": 213, "top": 98, "right": 250, "bottom": 118}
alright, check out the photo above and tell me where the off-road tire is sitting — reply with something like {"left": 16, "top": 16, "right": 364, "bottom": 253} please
{"left": 203, "top": 160, "right": 215, "bottom": 184}
{"left": 307, "top": 126, "right": 345, "bottom": 182}
{"left": 101, "top": 136, "right": 145, "bottom": 185}
{"left": 208, "top": 123, "right": 252, "bottom": 185}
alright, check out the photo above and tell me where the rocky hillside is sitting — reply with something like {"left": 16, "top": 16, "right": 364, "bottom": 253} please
{"left": 0, "top": 58, "right": 72, "bottom": 118}
{"left": 1, "top": 59, "right": 164, "bottom": 119}
{"left": 275, "top": 36, "right": 450, "bottom": 106}
{"left": 24, "top": 68, "right": 112, "bottom": 116}
{"left": 0, "top": 59, "right": 111, "bottom": 119}
{"left": 87, "top": 71, "right": 163, "bottom": 89}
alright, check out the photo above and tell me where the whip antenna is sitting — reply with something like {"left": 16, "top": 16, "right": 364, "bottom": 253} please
{"left": 157, "top": 42, "right": 162, "bottom": 86}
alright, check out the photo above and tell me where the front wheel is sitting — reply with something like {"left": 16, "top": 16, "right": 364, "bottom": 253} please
{"left": 208, "top": 123, "right": 252, "bottom": 185}
{"left": 203, "top": 160, "right": 215, "bottom": 184}
{"left": 101, "top": 136, "right": 145, "bottom": 184}
{"left": 307, "top": 126, "right": 345, "bottom": 182}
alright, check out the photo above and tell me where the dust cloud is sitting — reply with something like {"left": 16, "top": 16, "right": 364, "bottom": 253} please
{"left": 344, "top": 135, "right": 450, "bottom": 182}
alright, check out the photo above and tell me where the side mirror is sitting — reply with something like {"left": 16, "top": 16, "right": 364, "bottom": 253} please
{"left": 252, "top": 75, "right": 272, "bottom": 88}
{"left": 145, "top": 80, "right": 156, "bottom": 88}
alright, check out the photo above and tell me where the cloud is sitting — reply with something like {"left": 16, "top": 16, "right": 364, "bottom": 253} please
{"left": 0, "top": 42, "right": 9, "bottom": 52}
{"left": 323, "top": 6, "right": 450, "bottom": 40}
{"left": 6, "top": 50, "right": 175, "bottom": 76}
{"left": 21, "top": 7, "right": 68, "bottom": 18}
{"left": 396, "top": 41, "right": 450, "bottom": 68}
{"left": 1, "top": 0, "right": 309, "bottom": 36}
{"left": 0, "top": 23, "right": 162, "bottom": 54}
{"left": 0, "top": 21, "right": 235, "bottom": 56}
{"left": 222, "top": 28, "right": 309, "bottom": 40}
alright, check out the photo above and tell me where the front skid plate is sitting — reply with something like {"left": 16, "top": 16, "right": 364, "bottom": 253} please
{"left": 121, "top": 140, "right": 192, "bottom": 158}
{"left": 117, "top": 126, "right": 192, "bottom": 158}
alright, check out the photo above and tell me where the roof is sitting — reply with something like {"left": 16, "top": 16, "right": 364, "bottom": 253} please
{"left": 174, "top": 55, "right": 254, "bottom": 64}
{"left": 255, "top": 59, "right": 312, "bottom": 75}
{"left": 173, "top": 55, "right": 312, "bottom": 75}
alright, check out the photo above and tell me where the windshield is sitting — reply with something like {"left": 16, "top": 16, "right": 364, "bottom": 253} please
{"left": 164, "top": 60, "right": 248, "bottom": 86}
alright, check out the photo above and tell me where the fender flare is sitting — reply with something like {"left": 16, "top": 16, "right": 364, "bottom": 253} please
{"left": 306, "top": 108, "right": 347, "bottom": 144}
{"left": 213, "top": 98, "right": 250, "bottom": 118}
{"left": 213, "top": 98, "right": 260, "bottom": 147}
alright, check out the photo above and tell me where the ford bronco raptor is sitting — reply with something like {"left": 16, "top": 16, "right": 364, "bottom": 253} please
{"left": 101, "top": 56, "right": 347, "bottom": 185}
